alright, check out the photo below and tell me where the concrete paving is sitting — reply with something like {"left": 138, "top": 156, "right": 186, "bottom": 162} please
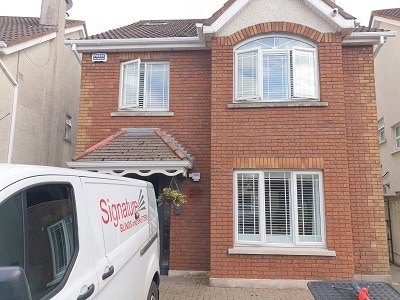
{"left": 159, "top": 264, "right": 400, "bottom": 299}
{"left": 159, "top": 275, "right": 314, "bottom": 299}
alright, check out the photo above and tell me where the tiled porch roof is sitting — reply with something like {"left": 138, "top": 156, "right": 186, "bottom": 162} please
{"left": 69, "top": 128, "right": 193, "bottom": 177}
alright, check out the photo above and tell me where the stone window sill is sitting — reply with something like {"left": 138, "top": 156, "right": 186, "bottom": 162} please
{"left": 228, "top": 246, "right": 336, "bottom": 256}
{"left": 111, "top": 111, "right": 174, "bottom": 117}
{"left": 227, "top": 101, "right": 328, "bottom": 109}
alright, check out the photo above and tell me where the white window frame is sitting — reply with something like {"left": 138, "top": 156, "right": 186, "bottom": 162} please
{"left": 119, "top": 59, "right": 169, "bottom": 111}
{"left": 378, "top": 119, "right": 386, "bottom": 143}
{"left": 234, "top": 170, "right": 326, "bottom": 248}
{"left": 234, "top": 36, "right": 319, "bottom": 102}
{"left": 395, "top": 124, "right": 400, "bottom": 149}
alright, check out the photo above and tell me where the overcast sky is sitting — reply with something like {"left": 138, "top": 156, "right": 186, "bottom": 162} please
{"left": 2, "top": 0, "right": 400, "bottom": 35}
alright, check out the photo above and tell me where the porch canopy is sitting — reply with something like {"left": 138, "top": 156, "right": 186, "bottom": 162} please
{"left": 67, "top": 128, "right": 193, "bottom": 177}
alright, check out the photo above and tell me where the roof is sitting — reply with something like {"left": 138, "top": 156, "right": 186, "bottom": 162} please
{"left": 0, "top": 16, "right": 85, "bottom": 46}
{"left": 86, "top": 0, "right": 357, "bottom": 40}
{"left": 69, "top": 128, "right": 193, "bottom": 177}
{"left": 67, "top": 0, "right": 392, "bottom": 52}
{"left": 371, "top": 8, "right": 400, "bottom": 22}
{"left": 88, "top": 19, "right": 203, "bottom": 40}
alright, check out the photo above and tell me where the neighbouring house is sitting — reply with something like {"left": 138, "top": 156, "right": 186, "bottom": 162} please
{"left": 0, "top": 0, "right": 86, "bottom": 166}
{"left": 67, "top": 0, "right": 394, "bottom": 286}
{"left": 370, "top": 8, "right": 400, "bottom": 266}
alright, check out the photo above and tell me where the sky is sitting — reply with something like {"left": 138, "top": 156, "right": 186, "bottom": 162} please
{"left": 2, "top": 0, "right": 400, "bottom": 35}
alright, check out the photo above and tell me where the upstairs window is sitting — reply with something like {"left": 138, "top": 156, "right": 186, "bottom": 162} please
{"left": 119, "top": 59, "right": 169, "bottom": 111}
{"left": 396, "top": 125, "right": 400, "bottom": 149}
{"left": 235, "top": 36, "right": 318, "bottom": 102}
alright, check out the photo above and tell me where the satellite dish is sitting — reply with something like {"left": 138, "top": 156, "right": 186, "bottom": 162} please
{"left": 66, "top": 0, "right": 73, "bottom": 11}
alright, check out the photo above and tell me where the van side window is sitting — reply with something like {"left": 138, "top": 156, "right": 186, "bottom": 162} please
{"left": 0, "top": 184, "right": 77, "bottom": 300}
{"left": 0, "top": 194, "right": 24, "bottom": 268}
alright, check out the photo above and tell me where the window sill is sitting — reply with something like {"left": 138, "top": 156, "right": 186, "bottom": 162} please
{"left": 111, "top": 111, "right": 174, "bottom": 117}
{"left": 227, "top": 101, "right": 328, "bottom": 109}
{"left": 391, "top": 148, "right": 400, "bottom": 155}
{"left": 379, "top": 139, "right": 387, "bottom": 145}
{"left": 228, "top": 246, "right": 336, "bottom": 256}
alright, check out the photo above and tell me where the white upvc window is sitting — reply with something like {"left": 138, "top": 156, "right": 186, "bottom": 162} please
{"left": 235, "top": 36, "right": 318, "bottom": 102}
{"left": 234, "top": 170, "right": 325, "bottom": 247}
{"left": 378, "top": 119, "right": 385, "bottom": 143}
{"left": 119, "top": 59, "right": 169, "bottom": 111}
{"left": 396, "top": 125, "right": 400, "bottom": 149}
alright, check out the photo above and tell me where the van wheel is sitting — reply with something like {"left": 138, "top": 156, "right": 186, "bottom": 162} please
{"left": 147, "top": 281, "right": 159, "bottom": 300}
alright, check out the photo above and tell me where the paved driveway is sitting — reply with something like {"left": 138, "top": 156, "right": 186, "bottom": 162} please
{"left": 159, "top": 275, "right": 314, "bottom": 300}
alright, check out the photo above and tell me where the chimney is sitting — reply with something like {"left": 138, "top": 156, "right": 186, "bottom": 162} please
{"left": 39, "top": 0, "right": 66, "bottom": 28}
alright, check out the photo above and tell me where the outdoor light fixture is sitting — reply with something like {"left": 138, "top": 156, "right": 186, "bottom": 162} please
{"left": 189, "top": 173, "right": 200, "bottom": 182}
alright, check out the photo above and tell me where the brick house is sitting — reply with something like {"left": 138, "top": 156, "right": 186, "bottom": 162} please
{"left": 67, "top": 0, "right": 393, "bottom": 285}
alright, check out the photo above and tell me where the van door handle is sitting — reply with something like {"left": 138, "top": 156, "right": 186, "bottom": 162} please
{"left": 102, "top": 265, "right": 114, "bottom": 280}
{"left": 77, "top": 283, "right": 95, "bottom": 300}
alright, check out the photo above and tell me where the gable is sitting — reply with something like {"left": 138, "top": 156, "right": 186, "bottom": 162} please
{"left": 215, "top": 0, "right": 339, "bottom": 37}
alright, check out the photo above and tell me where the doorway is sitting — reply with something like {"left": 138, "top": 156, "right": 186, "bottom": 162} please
{"left": 124, "top": 173, "right": 171, "bottom": 275}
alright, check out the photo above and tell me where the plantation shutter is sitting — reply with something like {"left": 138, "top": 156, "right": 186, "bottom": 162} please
{"left": 236, "top": 49, "right": 259, "bottom": 100}
{"left": 121, "top": 59, "right": 140, "bottom": 108}
{"left": 264, "top": 172, "right": 292, "bottom": 243}
{"left": 262, "top": 52, "right": 289, "bottom": 99}
{"left": 144, "top": 63, "right": 169, "bottom": 109}
{"left": 237, "top": 173, "right": 261, "bottom": 241}
{"left": 292, "top": 47, "right": 317, "bottom": 98}
{"left": 296, "top": 173, "right": 322, "bottom": 243}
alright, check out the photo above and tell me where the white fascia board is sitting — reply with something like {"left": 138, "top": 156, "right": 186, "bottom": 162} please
{"left": 372, "top": 16, "right": 400, "bottom": 28}
{"left": 67, "top": 160, "right": 193, "bottom": 169}
{"left": 64, "top": 36, "right": 208, "bottom": 52}
{"left": 203, "top": 0, "right": 251, "bottom": 34}
{"left": 343, "top": 31, "right": 396, "bottom": 45}
{"left": 304, "top": 0, "right": 358, "bottom": 30}
{"left": 0, "top": 32, "right": 57, "bottom": 55}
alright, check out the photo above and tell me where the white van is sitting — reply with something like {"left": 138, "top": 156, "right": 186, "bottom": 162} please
{"left": 0, "top": 164, "right": 160, "bottom": 300}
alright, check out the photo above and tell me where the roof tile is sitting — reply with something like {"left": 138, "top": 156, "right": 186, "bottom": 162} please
{"left": 0, "top": 16, "right": 85, "bottom": 46}
{"left": 74, "top": 128, "right": 192, "bottom": 163}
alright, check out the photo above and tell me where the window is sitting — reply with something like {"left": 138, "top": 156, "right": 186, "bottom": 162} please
{"left": 378, "top": 119, "right": 385, "bottom": 143}
{"left": 64, "top": 115, "right": 72, "bottom": 142}
{"left": 235, "top": 170, "right": 325, "bottom": 247}
{"left": 119, "top": 59, "right": 169, "bottom": 111}
{"left": 235, "top": 36, "right": 318, "bottom": 102}
{"left": 396, "top": 125, "right": 400, "bottom": 149}
{"left": 0, "top": 184, "right": 77, "bottom": 299}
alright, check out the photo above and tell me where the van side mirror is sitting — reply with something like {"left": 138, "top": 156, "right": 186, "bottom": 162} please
{"left": 0, "top": 266, "right": 32, "bottom": 300}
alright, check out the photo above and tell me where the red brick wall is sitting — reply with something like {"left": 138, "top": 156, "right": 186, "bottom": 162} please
{"left": 343, "top": 46, "right": 389, "bottom": 275}
{"left": 77, "top": 50, "right": 211, "bottom": 271}
{"left": 209, "top": 22, "right": 388, "bottom": 280}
